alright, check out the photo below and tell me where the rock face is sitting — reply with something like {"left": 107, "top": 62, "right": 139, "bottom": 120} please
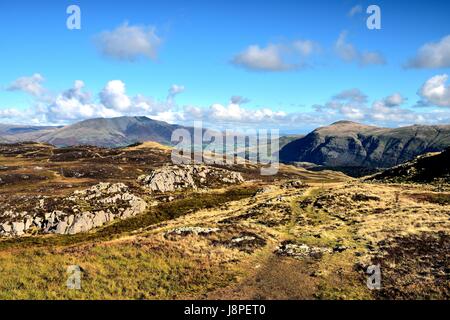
{"left": 0, "top": 183, "right": 147, "bottom": 237}
{"left": 280, "top": 121, "right": 450, "bottom": 168}
{"left": 138, "top": 165, "right": 245, "bottom": 193}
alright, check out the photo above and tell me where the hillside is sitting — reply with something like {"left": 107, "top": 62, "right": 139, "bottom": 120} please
{"left": 280, "top": 121, "right": 450, "bottom": 168}
{"left": 367, "top": 148, "right": 450, "bottom": 184}
{"left": 0, "top": 142, "right": 448, "bottom": 299}
{"left": 33, "top": 116, "right": 192, "bottom": 148}
{"left": 0, "top": 124, "right": 59, "bottom": 143}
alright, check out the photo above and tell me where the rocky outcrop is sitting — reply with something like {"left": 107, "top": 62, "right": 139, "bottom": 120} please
{"left": 280, "top": 121, "right": 450, "bottom": 168}
{"left": 138, "top": 165, "right": 244, "bottom": 193}
{"left": 366, "top": 148, "right": 450, "bottom": 184}
{"left": 0, "top": 183, "right": 147, "bottom": 237}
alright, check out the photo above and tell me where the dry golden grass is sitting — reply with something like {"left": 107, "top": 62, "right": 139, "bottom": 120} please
{"left": 124, "top": 141, "right": 172, "bottom": 151}
{"left": 0, "top": 145, "right": 448, "bottom": 300}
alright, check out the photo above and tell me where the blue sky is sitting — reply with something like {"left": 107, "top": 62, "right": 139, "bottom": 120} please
{"left": 0, "top": 0, "right": 450, "bottom": 132}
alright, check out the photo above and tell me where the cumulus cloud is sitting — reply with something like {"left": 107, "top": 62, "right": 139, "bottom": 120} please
{"left": 178, "top": 99, "right": 289, "bottom": 125}
{"left": 232, "top": 44, "right": 294, "bottom": 72}
{"left": 382, "top": 93, "right": 406, "bottom": 107}
{"left": 4, "top": 74, "right": 450, "bottom": 129}
{"left": 43, "top": 81, "right": 120, "bottom": 122}
{"left": 0, "top": 108, "right": 26, "bottom": 119}
{"left": 208, "top": 103, "right": 286, "bottom": 123}
{"left": 314, "top": 89, "right": 424, "bottom": 125}
{"left": 7, "top": 74, "right": 46, "bottom": 96}
{"left": 1, "top": 76, "right": 188, "bottom": 124}
{"left": 232, "top": 40, "right": 320, "bottom": 72}
{"left": 418, "top": 74, "right": 450, "bottom": 107}
{"left": 62, "top": 80, "right": 91, "bottom": 103}
{"left": 369, "top": 93, "right": 412, "bottom": 122}
{"left": 166, "top": 84, "right": 185, "bottom": 105}
{"left": 406, "top": 35, "right": 450, "bottom": 69}
{"left": 94, "top": 23, "right": 161, "bottom": 61}
{"left": 333, "top": 88, "right": 368, "bottom": 104}
{"left": 99, "top": 80, "right": 132, "bottom": 111}
{"left": 348, "top": 5, "right": 363, "bottom": 17}
{"left": 168, "top": 85, "right": 185, "bottom": 97}
{"left": 335, "top": 31, "right": 386, "bottom": 66}
{"left": 315, "top": 89, "right": 366, "bottom": 120}
{"left": 292, "top": 40, "right": 320, "bottom": 56}
{"left": 335, "top": 32, "right": 358, "bottom": 62}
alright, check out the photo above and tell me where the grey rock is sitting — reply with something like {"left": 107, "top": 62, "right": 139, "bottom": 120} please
{"left": 138, "top": 165, "right": 244, "bottom": 193}
{"left": 0, "top": 182, "right": 147, "bottom": 237}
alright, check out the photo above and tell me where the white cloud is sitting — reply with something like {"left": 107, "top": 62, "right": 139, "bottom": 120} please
{"left": 335, "top": 32, "right": 358, "bottom": 62}
{"left": 348, "top": 5, "right": 363, "bottom": 17}
{"left": 383, "top": 93, "right": 406, "bottom": 107}
{"left": 151, "top": 110, "right": 185, "bottom": 124}
{"left": 172, "top": 98, "right": 291, "bottom": 126}
{"left": 315, "top": 89, "right": 425, "bottom": 125}
{"left": 1, "top": 77, "right": 187, "bottom": 124}
{"left": 231, "top": 40, "right": 320, "bottom": 72}
{"left": 0, "top": 108, "right": 26, "bottom": 119}
{"left": 167, "top": 84, "right": 185, "bottom": 105}
{"left": 99, "top": 80, "right": 132, "bottom": 111}
{"left": 335, "top": 31, "right": 386, "bottom": 66}
{"left": 418, "top": 74, "right": 450, "bottom": 107}
{"left": 7, "top": 74, "right": 46, "bottom": 96}
{"left": 333, "top": 88, "right": 368, "bottom": 103}
{"left": 4, "top": 74, "right": 450, "bottom": 129}
{"left": 94, "top": 23, "right": 161, "bottom": 62}
{"left": 232, "top": 44, "right": 294, "bottom": 72}
{"left": 292, "top": 40, "right": 320, "bottom": 56}
{"left": 360, "top": 51, "right": 386, "bottom": 66}
{"left": 204, "top": 102, "right": 287, "bottom": 124}
{"left": 168, "top": 85, "right": 185, "bottom": 97}
{"left": 44, "top": 81, "right": 120, "bottom": 122}
{"left": 406, "top": 35, "right": 450, "bottom": 69}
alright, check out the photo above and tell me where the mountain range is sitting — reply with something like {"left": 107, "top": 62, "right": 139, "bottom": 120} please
{"left": 0, "top": 117, "right": 192, "bottom": 148}
{"left": 2, "top": 117, "right": 450, "bottom": 170}
{"left": 279, "top": 121, "right": 450, "bottom": 168}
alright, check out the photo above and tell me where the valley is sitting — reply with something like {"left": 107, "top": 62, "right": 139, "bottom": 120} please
{"left": 0, "top": 142, "right": 448, "bottom": 299}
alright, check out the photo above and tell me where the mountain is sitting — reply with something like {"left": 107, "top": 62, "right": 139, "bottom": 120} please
{"left": 279, "top": 121, "right": 450, "bottom": 168}
{"left": 29, "top": 116, "right": 194, "bottom": 148}
{"left": 278, "top": 134, "right": 304, "bottom": 150}
{"left": 0, "top": 124, "right": 57, "bottom": 135}
{"left": 0, "top": 124, "right": 59, "bottom": 143}
{"left": 0, "top": 124, "right": 61, "bottom": 141}
{"left": 366, "top": 148, "right": 450, "bottom": 184}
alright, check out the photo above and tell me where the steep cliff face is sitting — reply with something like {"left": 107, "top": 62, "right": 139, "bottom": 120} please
{"left": 280, "top": 121, "right": 450, "bottom": 168}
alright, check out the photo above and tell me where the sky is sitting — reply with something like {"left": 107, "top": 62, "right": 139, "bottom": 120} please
{"left": 0, "top": 0, "right": 450, "bottom": 133}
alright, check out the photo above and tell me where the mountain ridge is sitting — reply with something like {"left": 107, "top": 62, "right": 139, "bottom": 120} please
{"left": 0, "top": 116, "right": 192, "bottom": 148}
{"left": 279, "top": 121, "right": 450, "bottom": 168}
